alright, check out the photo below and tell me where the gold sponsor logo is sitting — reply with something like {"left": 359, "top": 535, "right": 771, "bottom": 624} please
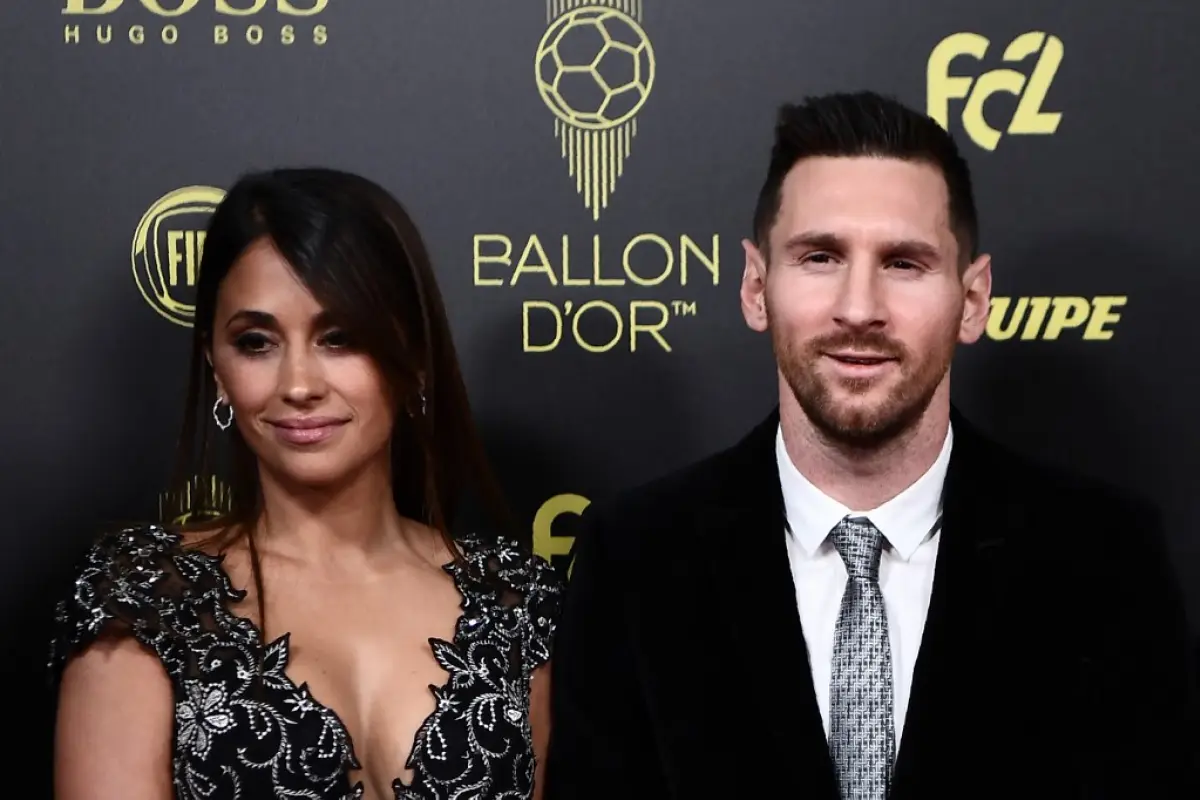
{"left": 131, "top": 185, "right": 225, "bottom": 327}
{"left": 986, "top": 296, "right": 1125, "bottom": 341}
{"left": 532, "top": 493, "right": 588, "bottom": 577}
{"left": 928, "top": 32, "right": 1063, "bottom": 151}
{"left": 159, "top": 474, "right": 234, "bottom": 525}
{"left": 62, "top": 0, "right": 329, "bottom": 47}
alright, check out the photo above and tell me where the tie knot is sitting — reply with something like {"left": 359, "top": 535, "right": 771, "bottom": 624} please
{"left": 829, "top": 516, "right": 885, "bottom": 581}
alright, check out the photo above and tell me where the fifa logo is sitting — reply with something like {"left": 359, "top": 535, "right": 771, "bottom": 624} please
{"left": 927, "top": 32, "right": 1063, "bottom": 151}
{"left": 535, "top": 0, "right": 655, "bottom": 220}
{"left": 132, "top": 186, "right": 225, "bottom": 327}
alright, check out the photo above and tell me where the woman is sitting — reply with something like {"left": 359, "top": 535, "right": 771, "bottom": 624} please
{"left": 49, "top": 168, "right": 563, "bottom": 799}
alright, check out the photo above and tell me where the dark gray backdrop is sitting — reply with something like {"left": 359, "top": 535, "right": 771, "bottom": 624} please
{"left": 2, "top": 0, "right": 1197, "bottom": 790}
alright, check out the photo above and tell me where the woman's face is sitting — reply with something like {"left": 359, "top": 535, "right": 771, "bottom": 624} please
{"left": 208, "top": 237, "right": 398, "bottom": 490}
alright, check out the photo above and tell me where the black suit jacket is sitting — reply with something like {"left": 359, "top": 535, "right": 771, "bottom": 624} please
{"left": 544, "top": 407, "right": 1199, "bottom": 799}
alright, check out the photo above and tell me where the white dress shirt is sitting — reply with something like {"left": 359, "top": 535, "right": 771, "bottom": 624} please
{"left": 776, "top": 422, "right": 952, "bottom": 752}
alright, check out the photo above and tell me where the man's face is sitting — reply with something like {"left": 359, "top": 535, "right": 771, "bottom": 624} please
{"left": 740, "top": 156, "right": 991, "bottom": 447}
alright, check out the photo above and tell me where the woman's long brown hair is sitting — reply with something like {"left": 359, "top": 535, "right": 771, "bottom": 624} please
{"left": 168, "top": 167, "right": 512, "bottom": 643}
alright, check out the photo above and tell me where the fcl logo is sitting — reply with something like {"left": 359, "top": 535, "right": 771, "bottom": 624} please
{"left": 927, "top": 32, "right": 1063, "bottom": 151}
{"left": 535, "top": 0, "right": 655, "bottom": 221}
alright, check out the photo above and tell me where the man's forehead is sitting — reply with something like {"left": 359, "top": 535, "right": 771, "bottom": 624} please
{"left": 773, "top": 157, "right": 954, "bottom": 245}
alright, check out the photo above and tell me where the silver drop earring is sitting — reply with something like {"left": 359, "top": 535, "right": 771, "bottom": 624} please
{"left": 419, "top": 388, "right": 427, "bottom": 416}
{"left": 213, "top": 397, "right": 234, "bottom": 430}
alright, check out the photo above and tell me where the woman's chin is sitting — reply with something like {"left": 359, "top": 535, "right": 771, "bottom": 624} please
{"left": 260, "top": 456, "right": 357, "bottom": 491}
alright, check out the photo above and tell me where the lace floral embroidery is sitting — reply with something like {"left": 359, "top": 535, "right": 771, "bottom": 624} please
{"left": 48, "top": 525, "right": 563, "bottom": 800}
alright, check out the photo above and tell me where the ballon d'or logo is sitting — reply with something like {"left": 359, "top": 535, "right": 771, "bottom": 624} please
{"left": 132, "top": 186, "right": 225, "bottom": 328}
{"left": 536, "top": 1, "right": 655, "bottom": 221}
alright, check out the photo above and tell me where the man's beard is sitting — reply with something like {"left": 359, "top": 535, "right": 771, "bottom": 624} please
{"left": 773, "top": 327, "right": 955, "bottom": 450}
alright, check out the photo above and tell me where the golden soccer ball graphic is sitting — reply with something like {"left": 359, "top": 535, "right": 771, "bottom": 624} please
{"left": 535, "top": 7, "right": 655, "bottom": 130}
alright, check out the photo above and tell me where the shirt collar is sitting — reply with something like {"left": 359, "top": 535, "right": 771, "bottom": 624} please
{"left": 776, "top": 421, "right": 953, "bottom": 561}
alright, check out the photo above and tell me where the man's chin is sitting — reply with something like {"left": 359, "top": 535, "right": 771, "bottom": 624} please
{"left": 818, "top": 379, "right": 896, "bottom": 406}
{"left": 799, "top": 391, "right": 923, "bottom": 448}
{"left": 812, "top": 413, "right": 911, "bottom": 448}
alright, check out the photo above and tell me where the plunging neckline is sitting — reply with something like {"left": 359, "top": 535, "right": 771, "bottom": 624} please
{"left": 196, "top": 546, "right": 469, "bottom": 798}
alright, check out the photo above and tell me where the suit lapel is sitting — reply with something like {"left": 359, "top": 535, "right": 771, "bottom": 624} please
{"left": 696, "top": 409, "right": 840, "bottom": 794}
{"left": 693, "top": 406, "right": 1015, "bottom": 795}
{"left": 889, "top": 408, "right": 1013, "bottom": 796}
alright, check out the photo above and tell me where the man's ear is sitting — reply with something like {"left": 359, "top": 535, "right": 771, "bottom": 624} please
{"left": 740, "top": 238, "right": 769, "bottom": 333}
{"left": 959, "top": 252, "right": 992, "bottom": 344}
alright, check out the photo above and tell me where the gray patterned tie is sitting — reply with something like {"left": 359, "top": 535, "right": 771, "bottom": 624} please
{"left": 829, "top": 516, "right": 895, "bottom": 800}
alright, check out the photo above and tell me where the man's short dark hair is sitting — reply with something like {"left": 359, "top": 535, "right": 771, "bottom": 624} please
{"left": 751, "top": 91, "right": 979, "bottom": 265}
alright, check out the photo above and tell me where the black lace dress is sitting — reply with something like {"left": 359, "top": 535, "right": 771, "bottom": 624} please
{"left": 48, "top": 525, "right": 564, "bottom": 800}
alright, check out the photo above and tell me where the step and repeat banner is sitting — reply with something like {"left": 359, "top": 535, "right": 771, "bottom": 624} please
{"left": 2, "top": 1, "right": 1198, "bottom": 790}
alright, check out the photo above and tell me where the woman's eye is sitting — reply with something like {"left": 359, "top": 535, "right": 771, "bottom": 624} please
{"left": 233, "top": 332, "right": 273, "bottom": 354}
{"left": 321, "top": 329, "right": 353, "bottom": 349}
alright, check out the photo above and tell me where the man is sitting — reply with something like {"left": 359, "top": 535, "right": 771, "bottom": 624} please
{"left": 543, "top": 91, "right": 1198, "bottom": 799}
